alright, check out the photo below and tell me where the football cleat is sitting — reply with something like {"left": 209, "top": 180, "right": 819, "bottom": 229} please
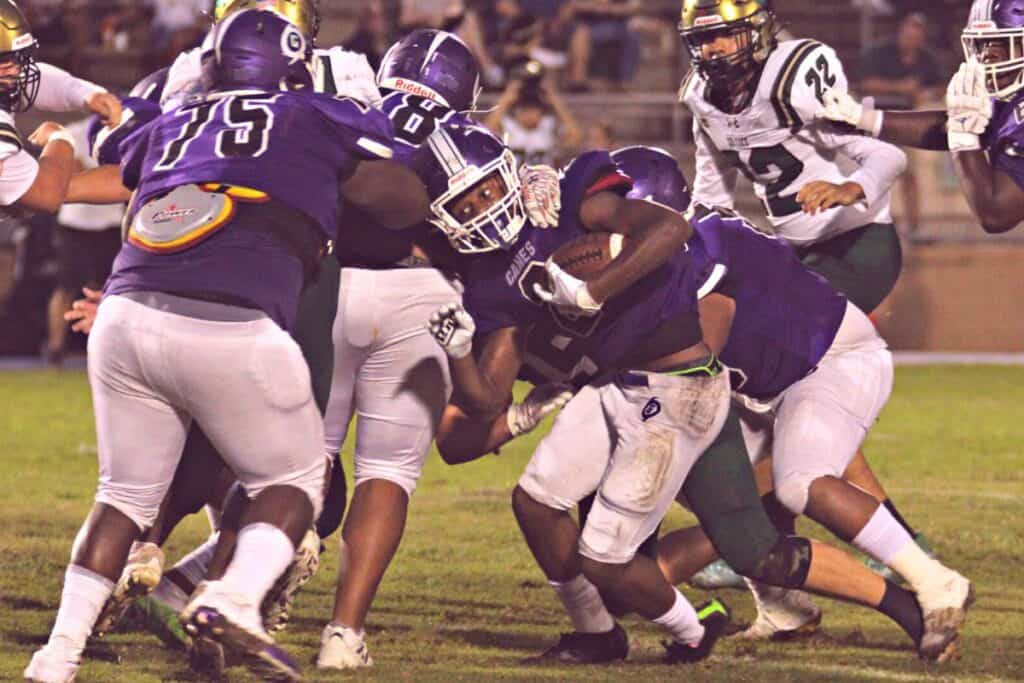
{"left": 23, "top": 645, "right": 79, "bottom": 683}
{"left": 865, "top": 533, "right": 936, "bottom": 583}
{"left": 916, "top": 570, "right": 975, "bottom": 662}
{"left": 688, "top": 559, "right": 746, "bottom": 591}
{"left": 127, "top": 593, "right": 190, "bottom": 649}
{"left": 95, "top": 542, "right": 165, "bottom": 636}
{"left": 261, "top": 528, "right": 321, "bottom": 633}
{"left": 316, "top": 624, "right": 374, "bottom": 669}
{"left": 528, "top": 622, "right": 629, "bottom": 664}
{"left": 182, "top": 580, "right": 301, "bottom": 681}
{"left": 733, "top": 581, "right": 822, "bottom": 641}
{"left": 663, "top": 598, "right": 730, "bottom": 664}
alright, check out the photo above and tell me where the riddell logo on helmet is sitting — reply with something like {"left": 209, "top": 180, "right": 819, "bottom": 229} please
{"left": 384, "top": 78, "right": 449, "bottom": 107}
{"left": 694, "top": 15, "right": 724, "bottom": 27}
{"left": 971, "top": 21, "right": 997, "bottom": 29}
{"left": 11, "top": 33, "right": 34, "bottom": 50}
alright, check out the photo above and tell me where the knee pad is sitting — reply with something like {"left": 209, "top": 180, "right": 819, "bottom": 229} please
{"left": 745, "top": 535, "right": 812, "bottom": 589}
{"left": 315, "top": 453, "right": 347, "bottom": 539}
{"left": 353, "top": 458, "right": 421, "bottom": 499}
{"left": 773, "top": 472, "right": 818, "bottom": 515}
{"left": 245, "top": 458, "right": 327, "bottom": 521}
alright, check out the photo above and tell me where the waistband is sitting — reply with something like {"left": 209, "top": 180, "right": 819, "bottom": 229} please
{"left": 117, "top": 290, "right": 267, "bottom": 322}
{"left": 616, "top": 354, "right": 723, "bottom": 387}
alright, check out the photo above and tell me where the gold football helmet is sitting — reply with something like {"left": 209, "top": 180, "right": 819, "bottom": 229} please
{"left": 679, "top": 0, "right": 777, "bottom": 86}
{"left": 0, "top": 1, "right": 39, "bottom": 112}
{"left": 213, "top": 0, "right": 320, "bottom": 40}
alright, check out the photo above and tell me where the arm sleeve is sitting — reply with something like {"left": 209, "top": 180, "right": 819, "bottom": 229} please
{"left": 314, "top": 47, "right": 384, "bottom": 107}
{"left": 311, "top": 95, "right": 395, "bottom": 163}
{"left": 691, "top": 120, "right": 738, "bottom": 209}
{"left": 34, "top": 63, "right": 106, "bottom": 112}
{"left": 818, "top": 129, "right": 908, "bottom": 205}
{"left": 0, "top": 149, "right": 40, "bottom": 205}
{"left": 788, "top": 43, "right": 850, "bottom": 125}
{"left": 89, "top": 97, "right": 162, "bottom": 165}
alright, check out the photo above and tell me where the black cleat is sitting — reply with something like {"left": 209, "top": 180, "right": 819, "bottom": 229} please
{"left": 663, "top": 598, "right": 730, "bottom": 664}
{"left": 530, "top": 622, "right": 629, "bottom": 664}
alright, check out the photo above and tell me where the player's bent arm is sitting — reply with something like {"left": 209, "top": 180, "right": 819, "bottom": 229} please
{"left": 448, "top": 325, "right": 528, "bottom": 418}
{"left": 879, "top": 110, "right": 950, "bottom": 151}
{"left": 951, "top": 152, "right": 1024, "bottom": 233}
{"left": 65, "top": 165, "right": 131, "bottom": 204}
{"left": 11, "top": 140, "right": 75, "bottom": 213}
{"left": 435, "top": 404, "right": 512, "bottom": 465}
{"left": 340, "top": 159, "right": 430, "bottom": 229}
{"left": 578, "top": 193, "right": 691, "bottom": 304}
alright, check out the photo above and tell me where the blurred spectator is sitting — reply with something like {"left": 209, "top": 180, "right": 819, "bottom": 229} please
{"left": 44, "top": 119, "right": 122, "bottom": 366}
{"left": 583, "top": 117, "right": 615, "bottom": 151}
{"left": 345, "top": 1, "right": 390, "bottom": 72}
{"left": 484, "top": 63, "right": 582, "bottom": 166}
{"left": 102, "top": 0, "right": 210, "bottom": 69}
{"left": 0, "top": 209, "right": 55, "bottom": 356}
{"left": 399, "top": 0, "right": 465, "bottom": 33}
{"left": 570, "top": 0, "right": 642, "bottom": 91}
{"left": 860, "top": 11, "right": 945, "bottom": 237}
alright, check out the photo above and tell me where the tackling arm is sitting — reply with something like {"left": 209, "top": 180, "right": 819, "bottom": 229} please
{"left": 340, "top": 159, "right": 431, "bottom": 229}
{"left": 65, "top": 165, "right": 131, "bottom": 204}
{"left": 951, "top": 151, "right": 1024, "bottom": 233}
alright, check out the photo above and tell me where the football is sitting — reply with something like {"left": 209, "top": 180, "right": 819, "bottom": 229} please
{"left": 550, "top": 232, "right": 628, "bottom": 280}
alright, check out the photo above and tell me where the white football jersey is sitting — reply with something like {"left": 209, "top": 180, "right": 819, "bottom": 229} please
{"left": 0, "top": 110, "right": 38, "bottom": 206}
{"left": 682, "top": 39, "right": 906, "bottom": 246}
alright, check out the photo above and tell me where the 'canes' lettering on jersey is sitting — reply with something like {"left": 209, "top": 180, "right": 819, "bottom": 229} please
{"left": 982, "top": 92, "right": 1024, "bottom": 190}
{"left": 686, "top": 203, "right": 847, "bottom": 399}
{"left": 682, "top": 39, "right": 897, "bottom": 245}
{"left": 458, "top": 150, "right": 698, "bottom": 373}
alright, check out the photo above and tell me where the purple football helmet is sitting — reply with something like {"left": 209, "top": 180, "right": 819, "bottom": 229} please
{"left": 200, "top": 9, "right": 313, "bottom": 94}
{"left": 377, "top": 29, "right": 482, "bottom": 112}
{"left": 419, "top": 122, "right": 525, "bottom": 254}
{"left": 610, "top": 146, "right": 692, "bottom": 214}
{"left": 963, "top": 0, "right": 1024, "bottom": 100}
{"left": 129, "top": 67, "right": 170, "bottom": 104}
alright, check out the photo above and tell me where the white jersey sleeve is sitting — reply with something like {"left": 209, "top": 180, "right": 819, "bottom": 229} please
{"left": 0, "top": 109, "right": 38, "bottom": 205}
{"left": 33, "top": 63, "right": 105, "bottom": 112}
{"left": 816, "top": 129, "right": 907, "bottom": 206}
{"left": 692, "top": 119, "right": 738, "bottom": 209}
{"left": 774, "top": 42, "right": 848, "bottom": 131}
{"left": 313, "top": 47, "right": 383, "bottom": 107}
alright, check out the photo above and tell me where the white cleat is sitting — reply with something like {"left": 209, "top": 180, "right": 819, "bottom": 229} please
{"left": 733, "top": 581, "right": 822, "bottom": 641}
{"left": 916, "top": 569, "right": 974, "bottom": 662}
{"left": 262, "top": 528, "right": 321, "bottom": 633}
{"left": 95, "top": 542, "right": 165, "bottom": 636}
{"left": 317, "top": 624, "right": 373, "bottom": 670}
{"left": 24, "top": 646, "right": 79, "bottom": 683}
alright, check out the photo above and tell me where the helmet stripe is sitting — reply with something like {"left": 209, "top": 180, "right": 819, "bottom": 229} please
{"left": 427, "top": 128, "right": 467, "bottom": 176}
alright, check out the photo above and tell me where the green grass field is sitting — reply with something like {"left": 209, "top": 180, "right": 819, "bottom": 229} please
{"left": 1, "top": 367, "right": 1022, "bottom": 682}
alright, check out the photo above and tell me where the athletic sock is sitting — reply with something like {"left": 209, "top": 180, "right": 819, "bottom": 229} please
{"left": 549, "top": 574, "right": 615, "bottom": 634}
{"left": 172, "top": 531, "right": 220, "bottom": 589}
{"left": 219, "top": 523, "right": 294, "bottom": 605}
{"left": 851, "top": 505, "right": 913, "bottom": 566}
{"left": 878, "top": 580, "right": 924, "bottom": 644}
{"left": 653, "top": 588, "right": 705, "bottom": 646}
{"left": 204, "top": 504, "right": 223, "bottom": 531}
{"left": 48, "top": 565, "right": 115, "bottom": 660}
{"left": 888, "top": 538, "right": 950, "bottom": 592}
{"left": 151, "top": 576, "right": 190, "bottom": 612}
{"left": 883, "top": 499, "right": 917, "bottom": 538}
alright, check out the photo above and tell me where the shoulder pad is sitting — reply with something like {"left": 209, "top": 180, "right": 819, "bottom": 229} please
{"left": 307, "top": 93, "right": 395, "bottom": 160}
{"left": 768, "top": 39, "right": 826, "bottom": 130}
{"left": 89, "top": 96, "right": 161, "bottom": 165}
{"left": 129, "top": 67, "right": 171, "bottom": 104}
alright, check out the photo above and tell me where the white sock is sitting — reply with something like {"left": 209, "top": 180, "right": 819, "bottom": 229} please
{"left": 219, "top": 523, "right": 294, "bottom": 605}
{"left": 851, "top": 505, "right": 914, "bottom": 566}
{"left": 48, "top": 565, "right": 115, "bottom": 660}
{"left": 172, "top": 531, "right": 220, "bottom": 589}
{"left": 653, "top": 588, "right": 704, "bottom": 646}
{"left": 204, "top": 504, "right": 223, "bottom": 531}
{"left": 549, "top": 575, "right": 615, "bottom": 634}
{"left": 151, "top": 577, "right": 190, "bottom": 612}
{"left": 888, "top": 537, "right": 950, "bottom": 592}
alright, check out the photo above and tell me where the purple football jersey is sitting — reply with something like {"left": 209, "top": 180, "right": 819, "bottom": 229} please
{"left": 460, "top": 150, "right": 700, "bottom": 375}
{"left": 686, "top": 203, "right": 847, "bottom": 399}
{"left": 983, "top": 91, "right": 1024, "bottom": 190}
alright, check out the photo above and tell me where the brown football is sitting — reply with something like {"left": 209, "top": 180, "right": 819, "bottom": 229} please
{"left": 550, "top": 232, "right": 628, "bottom": 281}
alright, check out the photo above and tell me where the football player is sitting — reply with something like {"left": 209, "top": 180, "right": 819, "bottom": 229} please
{"left": 819, "top": 0, "right": 1024, "bottom": 234}
{"left": 677, "top": 0, "right": 935, "bottom": 605}
{"left": 24, "top": 11, "right": 430, "bottom": 683}
{"left": 609, "top": 146, "right": 972, "bottom": 663}
{"left": 422, "top": 131, "right": 949, "bottom": 664}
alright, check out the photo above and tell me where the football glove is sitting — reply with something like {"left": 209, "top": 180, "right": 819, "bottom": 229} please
{"left": 947, "top": 58, "right": 993, "bottom": 152}
{"left": 427, "top": 302, "right": 475, "bottom": 359}
{"left": 819, "top": 87, "right": 883, "bottom": 137}
{"left": 506, "top": 383, "right": 575, "bottom": 437}
{"left": 533, "top": 260, "right": 602, "bottom": 316}
{"left": 520, "top": 164, "right": 561, "bottom": 228}
{"left": 327, "top": 49, "right": 384, "bottom": 108}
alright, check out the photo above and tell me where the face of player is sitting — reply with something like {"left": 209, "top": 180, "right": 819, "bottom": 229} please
{"left": 696, "top": 28, "right": 747, "bottom": 62}
{"left": 447, "top": 173, "right": 506, "bottom": 225}
{"left": 979, "top": 39, "right": 1016, "bottom": 90}
{"left": 0, "top": 54, "right": 20, "bottom": 91}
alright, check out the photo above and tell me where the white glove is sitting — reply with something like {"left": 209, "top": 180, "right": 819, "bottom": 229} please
{"left": 533, "top": 259, "right": 602, "bottom": 316}
{"left": 506, "top": 383, "right": 575, "bottom": 437}
{"left": 427, "top": 302, "right": 476, "bottom": 359}
{"left": 324, "top": 49, "right": 383, "bottom": 108}
{"left": 519, "top": 164, "right": 561, "bottom": 228}
{"left": 947, "top": 58, "right": 993, "bottom": 152}
{"left": 819, "top": 87, "right": 883, "bottom": 137}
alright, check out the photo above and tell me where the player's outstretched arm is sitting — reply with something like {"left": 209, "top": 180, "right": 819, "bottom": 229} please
{"left": 11, "top": 123, "right": 75, "bottom": 213}
{"left": 340, "top": 159, "right": 430, "bottom": 230}
{"left": 819, "top": 87, "right": 949, "bottom": 150}
{"left": 578, "top": 193, "right": 692, "bottom": 305}
{"left": 65, "top": 165, "right": 131, "bottom": 204}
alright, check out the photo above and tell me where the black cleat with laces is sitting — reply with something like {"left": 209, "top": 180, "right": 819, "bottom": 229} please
{"left": 663, "top": 598, "right": 731, "bottom": 664}
{"left": 530, "top": 622, "right": 629, "bottom": 664}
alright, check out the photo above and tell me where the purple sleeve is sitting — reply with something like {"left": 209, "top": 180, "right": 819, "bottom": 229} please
{"left": 89, "top": 96, "right": 162, "bottom": 166}
{"left": 309, "top": 93, "right": 396, "bottom": 163}
{"left": 118, "top": 119, "right": 157, "bottom": 190}
{"left": 993, "top": 143, "right": 1024, "bottom": 191}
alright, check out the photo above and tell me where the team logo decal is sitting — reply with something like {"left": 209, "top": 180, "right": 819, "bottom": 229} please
{"left": 642, "top": 397, "right": 662, "bottom": 422}
{"left": 281, "top": 25, "right": 306, "bottom": 63}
